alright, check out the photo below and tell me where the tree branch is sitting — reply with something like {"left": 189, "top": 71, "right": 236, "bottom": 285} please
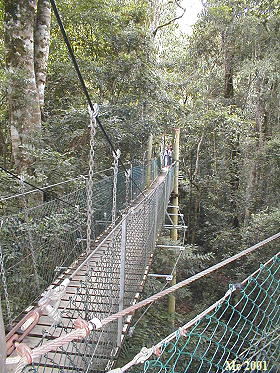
{"left": 152, "top": 0, "right": 186, "bottom": 37}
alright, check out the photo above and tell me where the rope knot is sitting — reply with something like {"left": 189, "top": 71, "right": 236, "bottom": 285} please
{"left": 16, "top": 343, "right": 33, "bottom": 364}
{"left": 38, "top": 279, "right": 70, "bottom": 324}
{"left": 179, "top": 327, "right": 187, "bottom": 337}
{"left": 154, "top": 346, "right": 161, "bottom": 357}
{"left": 230, "top": 282, "right": 244, "bottom": 292}
{"left": 74, "top": 317, "right": 92, "bottom": 337}
{"left": 132, "top": 346, "right": 155, "bottom": 364}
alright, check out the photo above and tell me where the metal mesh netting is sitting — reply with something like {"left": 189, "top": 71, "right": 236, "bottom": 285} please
{"left": 0, "top": 162, "right": 160, "bottom": 326}
{"left": 20, "top": 167, "right": 174, "bottom": 373}
{"left": 124, "top": 253, "right": 279, "bottom": 373}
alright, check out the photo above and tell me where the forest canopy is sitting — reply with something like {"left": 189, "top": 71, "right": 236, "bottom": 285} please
{"left": 0, "top": 1, "right": 279, "bottom": 369}
{"left": 1, "top": 0, "right": 279, "bottom": 238}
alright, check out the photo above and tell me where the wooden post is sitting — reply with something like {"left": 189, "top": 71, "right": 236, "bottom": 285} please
{"left": 0, "top": 297, "right": 7, "bottom": 373}
{"left": 146, "top": 134, "right": 153, "bottom": 187}
{"left": 168, "top": 128, "right": 180, "bottom": 322}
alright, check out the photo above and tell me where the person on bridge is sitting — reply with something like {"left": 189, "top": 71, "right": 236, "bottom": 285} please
{"left": 168, "top": 145, "right": 173, "bottom": 164}
{"left": 163, "top": 147, "right": 170, "bottom": 167}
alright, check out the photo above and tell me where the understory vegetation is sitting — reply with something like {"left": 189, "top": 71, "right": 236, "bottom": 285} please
{"left": 0, "top": 0, "right": 279, "bottom": 366}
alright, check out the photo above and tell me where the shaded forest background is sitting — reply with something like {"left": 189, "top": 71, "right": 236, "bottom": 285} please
{"left": 0, "top": 0, "right": 280, "bottom": 362}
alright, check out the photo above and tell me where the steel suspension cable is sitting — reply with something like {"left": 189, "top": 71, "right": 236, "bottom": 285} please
{"left": 0, "top": 166, "right": 77, "bottom": 208}
{"left": 0, "top": 175, "right": 87, "bottom": 202}
{"left": 0, "top": 167, "right": 116, "bottom": 203}
{"left": 49, "top": 0, "right": 146, "bottom": 197}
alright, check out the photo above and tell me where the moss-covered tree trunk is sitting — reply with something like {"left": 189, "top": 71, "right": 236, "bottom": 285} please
{"left": 34, "top": 0, "right": 51, "bottom": 118}
{"left": 222, "top": 30, "right": 234, "bottom": 100}
{"left": 4, "top": 0, "right": 50, "bottom": 173}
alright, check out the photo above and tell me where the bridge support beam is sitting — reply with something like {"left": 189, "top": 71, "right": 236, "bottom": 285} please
{"left": 168, "top": 128, "right": 180, "bottom": 323}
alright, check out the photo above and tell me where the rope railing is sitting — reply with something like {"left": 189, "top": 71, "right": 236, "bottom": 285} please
{"left": 9, "top": 165, "right": 174, "bottom": 372}
{"left": 0, "top": 166, "right": 133, "bottom": 203}
{"left": 9, "top": 226, "right": 279, "bottom": 372}
{"left": 0, "top": 161, "right": 160, "bottom": 327}
{"left": 109, "top": 252, "right": 279, "bottom": 373}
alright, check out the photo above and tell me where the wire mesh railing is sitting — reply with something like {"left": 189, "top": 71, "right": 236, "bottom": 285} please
{"left": 0, "top": 161, "right": 161, "bottom": 326}
{"left": 114, "top": 252, "right": 279, "bottom": 373}
{"left": 8, "top": 166, "right": 174, "bottom": 373}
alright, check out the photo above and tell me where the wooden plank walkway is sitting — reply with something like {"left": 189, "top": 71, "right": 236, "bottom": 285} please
{"left": 7, "top": 170, "right": 169, "bottom": 373}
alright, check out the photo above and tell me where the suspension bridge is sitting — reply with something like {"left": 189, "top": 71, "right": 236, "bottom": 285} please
{"left": 1, "top": 151, "right": 175, "bottom": 372}
{"left": 1, "top": 136, "right": 279, "bottom": 373}
{"left": 1, "top": 0, "right": 279, "bottom": 372}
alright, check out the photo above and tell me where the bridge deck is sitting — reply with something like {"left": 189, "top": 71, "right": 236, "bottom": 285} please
{"left": 7, "top": 170, "right": 172, "bottom": 373}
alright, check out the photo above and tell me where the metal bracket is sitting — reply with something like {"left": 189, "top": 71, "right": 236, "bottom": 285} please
{"left": 164, "top": 224, "right": 188, "bottom": 230}
{"left": 148, "top": 274, "right": 173, "bottom": 281}
{"left": 167, "top": 213, "right": 184, "bottom": 217}
{"left": 156, "top": 245, "right": 185, "bottom": 251}
{"left": 76, "top": 238, "right": 95, "bottom": 243}
{"left": 54, "top": 266, "right": 67, "bottom": 272}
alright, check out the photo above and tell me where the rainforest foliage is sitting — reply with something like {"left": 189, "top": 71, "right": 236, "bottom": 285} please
{"left": 0, "top": 0, "right": 279, "bottom": 359}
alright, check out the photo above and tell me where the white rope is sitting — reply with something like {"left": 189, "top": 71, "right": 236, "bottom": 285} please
{"left": 38, "top": 278, "right": 70, "bottom": 324}
{"left": 106, "top": 253, "right": 279, "bottom": 373}
{"left": 131, "top": 234, "right": 184, "bottom": 332}
{"left": 99, "top": 233, "right": 280, "bottom": 328}
{"left": 108, "top": 347, "right": 155, "bottom": 373}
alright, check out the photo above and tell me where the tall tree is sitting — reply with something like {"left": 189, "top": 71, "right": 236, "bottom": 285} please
{"left": 34, "top": 0, "right": 51, "bottom": 118}
{"left": 4, "top": 0, "right": 51, "bottom": 173}
{"left": 176, "top": 0, "right": 280, "bottom": 247}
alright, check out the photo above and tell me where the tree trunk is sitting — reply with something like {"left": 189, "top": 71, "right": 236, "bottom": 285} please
{"left": 255, "top": 76, "right": 268, "bottom": 144}
{"left": 244, "top": 76, "right": 268, "bottom": 222}
{"left": 4, "top": 0, "right": 42, "bottom": 173}
{"left": 0, "top": 129, "right": 8, "bottom": 167}
{"left": 222, "top": 30, "right": 240, "bottom": 227}
{"left": 229, "top": 134, "right": 240, "bottom": 228}
{"left": 34, "top": 0, "right": 51, "bottom": 119}
{"left": 222, "top": 30, "right": 234, "bottom": 99}
{"left": 224, "top": 51, "right": 234, "bottom": 99}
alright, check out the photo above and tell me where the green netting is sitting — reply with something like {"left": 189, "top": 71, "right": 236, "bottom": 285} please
{"left": 127, "top": 254, "right": 279, "bottom": 373}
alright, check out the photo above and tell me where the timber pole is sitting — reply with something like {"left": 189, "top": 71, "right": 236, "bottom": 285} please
{"left": 0, "top": 297, "right": 7, "bottom": 373}
{"left": 146, "top": 134, "right": 153, "bottom": 187}
{"left": 168, "top": 128, "right": 180, "bottom": 322}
